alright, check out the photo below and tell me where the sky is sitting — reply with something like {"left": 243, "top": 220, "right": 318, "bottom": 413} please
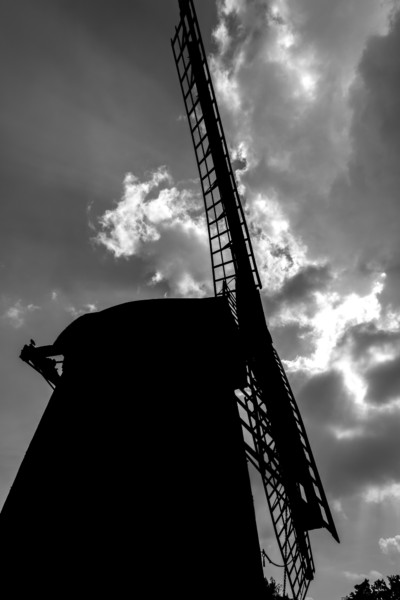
{"left": 1, "top": 0, "right": 400, "bottom": 597}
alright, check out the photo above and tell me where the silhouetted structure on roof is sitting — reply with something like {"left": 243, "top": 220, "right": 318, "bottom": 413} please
{"left": 2, "top": 1, "right": 338, "bottom": 598}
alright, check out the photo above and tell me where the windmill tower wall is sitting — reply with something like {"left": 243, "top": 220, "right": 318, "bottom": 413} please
{"left": 0, "top": 298, "right": 266, "bottom": 597}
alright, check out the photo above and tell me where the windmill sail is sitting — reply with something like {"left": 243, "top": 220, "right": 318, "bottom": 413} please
{"left": 172, "top": 2, "right": 339, "bottom": 598}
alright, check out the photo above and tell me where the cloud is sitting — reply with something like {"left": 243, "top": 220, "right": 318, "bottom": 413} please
{"left": 211, "top": 0, "right": 394, "bottom": 224}
{"left": 212, "top": 10, "right": 400, "bottom": 412}
{"left": 208, "top": 2, "right": 400, "bottom": 515}
{"left": 379, "top": 535, "right": 400, "bottom": 558}
{"left": 96, "top": 167, "right": 174, "bottom": 257}
{"left": 306, "top": 408, "right": 400, "bottom": 498}
{"left": 292, "top": 364, "right": 400, "bottom": 500}
{"left": 334, "top": 321, "right": 400, "bottom": 408}
{"left": 338, "top": 322, "right": 400, "bottom": 362}
{"left": 292, "top": 367, "right": 400, "bottom": 497}
{"left": 3, "top": 300, "right": 39, "bottom": 329}
{"left": 343, "top": 570, "right": 383, "bottom": 581}
{"left": 275, "top": 264, "right": 331, "bottom": 305}
{"left": 95, "top": 167, "right": 211, "bottom": 297}
{"left": 365, "top": 354, "right": 400, "bottom": 405}
{"left": 265, "top": 264, "right": 332, "bottom": 319}
{"left": 297, "top": 369, "right": 355, "bottom": 427}
{"left": 66, "top": 303, "right": 98, "bottom": 319}
{"left": 210, "top": 0, "right": 400, "bottom": 300}
{"left": 269, "top": 321, "right": 314, "bottom": 362}
{"left": 331, "top": 499, "right": 348, "bottom": 520}
{"left": 365, "top": 483, "right": 400, "bottom": 503}
{"left": 246, "top": 193, "right": 312, "bottom": 294}
{"left": 280, "top": 274, "right": 385, "bottom": 378}
{"left": 321, "top": 10, "right": 400, "bottom": 281}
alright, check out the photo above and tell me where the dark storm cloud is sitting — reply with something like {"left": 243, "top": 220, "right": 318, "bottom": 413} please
{"left": 297, "top": 369, "right": 355, "bottom": 427}
{"left": 274, "top": 264, "right": 331, "bottom": 304}
{"left": 295, "top": 367, "right": 400, "bottom": 497}
{"left": 365, "top": 354, "right": 400, "bottom": 405}
{"left": 346, "top": 12, "right": 400, "bottom": 310}
{"left": 263, "top": 263, "right": 332, "bottom": 317}
{"left": 357, "top": 10, "right": 400, "bottom": 153}
{"left": 318, "top": 411, "right": 400, "bottom": 497}
{"left": 316, "top": 8, "right": 400, "bottom": 277}
{"left": 338, "top": 322, "right": 400, "bottom": 360}
{"left": 212, "top": 0, "right": 399, "bottom": 293}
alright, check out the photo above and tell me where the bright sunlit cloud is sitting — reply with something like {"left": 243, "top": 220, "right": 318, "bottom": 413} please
{"left": 364, "top": 483, "right": 400, "bottom": 504}
{"left": 95, "top": 168, "right": 211, "bottom": 297}
{"left": 282, "top": 273, "right": 385, "bottom": 373}
{"left": 379, "top": 534, "right": 400, "bottom": 556}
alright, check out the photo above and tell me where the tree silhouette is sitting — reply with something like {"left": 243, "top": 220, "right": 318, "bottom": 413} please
{"left": 342, "top": 575, "right": 400, "bottom": 599}
{"left": 264, "top": 576, "right": 290, "bottom": 599}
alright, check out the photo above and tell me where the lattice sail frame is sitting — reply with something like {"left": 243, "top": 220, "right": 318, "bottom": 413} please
{"left": 172, "top": 2, "right": 339, "bottom": 599}
{"left": 172, "top": 2, "right": 260, "bottom": 298}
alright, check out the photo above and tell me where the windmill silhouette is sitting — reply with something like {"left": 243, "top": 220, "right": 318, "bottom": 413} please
{"left": 1, "top": 1, "right": 338, "bottom": 598}
{"left": 171, "top": 1, "right": 339, "bottom": 598}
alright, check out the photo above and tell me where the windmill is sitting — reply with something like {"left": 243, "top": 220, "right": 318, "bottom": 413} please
{"left": 171, "top": 1, "right": 339, "bottom": 598}
{"left": 8, "top": 1, "right": 338, "bottom": 597}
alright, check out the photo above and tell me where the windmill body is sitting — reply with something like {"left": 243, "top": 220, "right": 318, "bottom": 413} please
{"left": 1, "top": 299, "right": 265, "bottom": 596}
{"left": 0, "top": 1, "right": 337, "bottom": 598}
